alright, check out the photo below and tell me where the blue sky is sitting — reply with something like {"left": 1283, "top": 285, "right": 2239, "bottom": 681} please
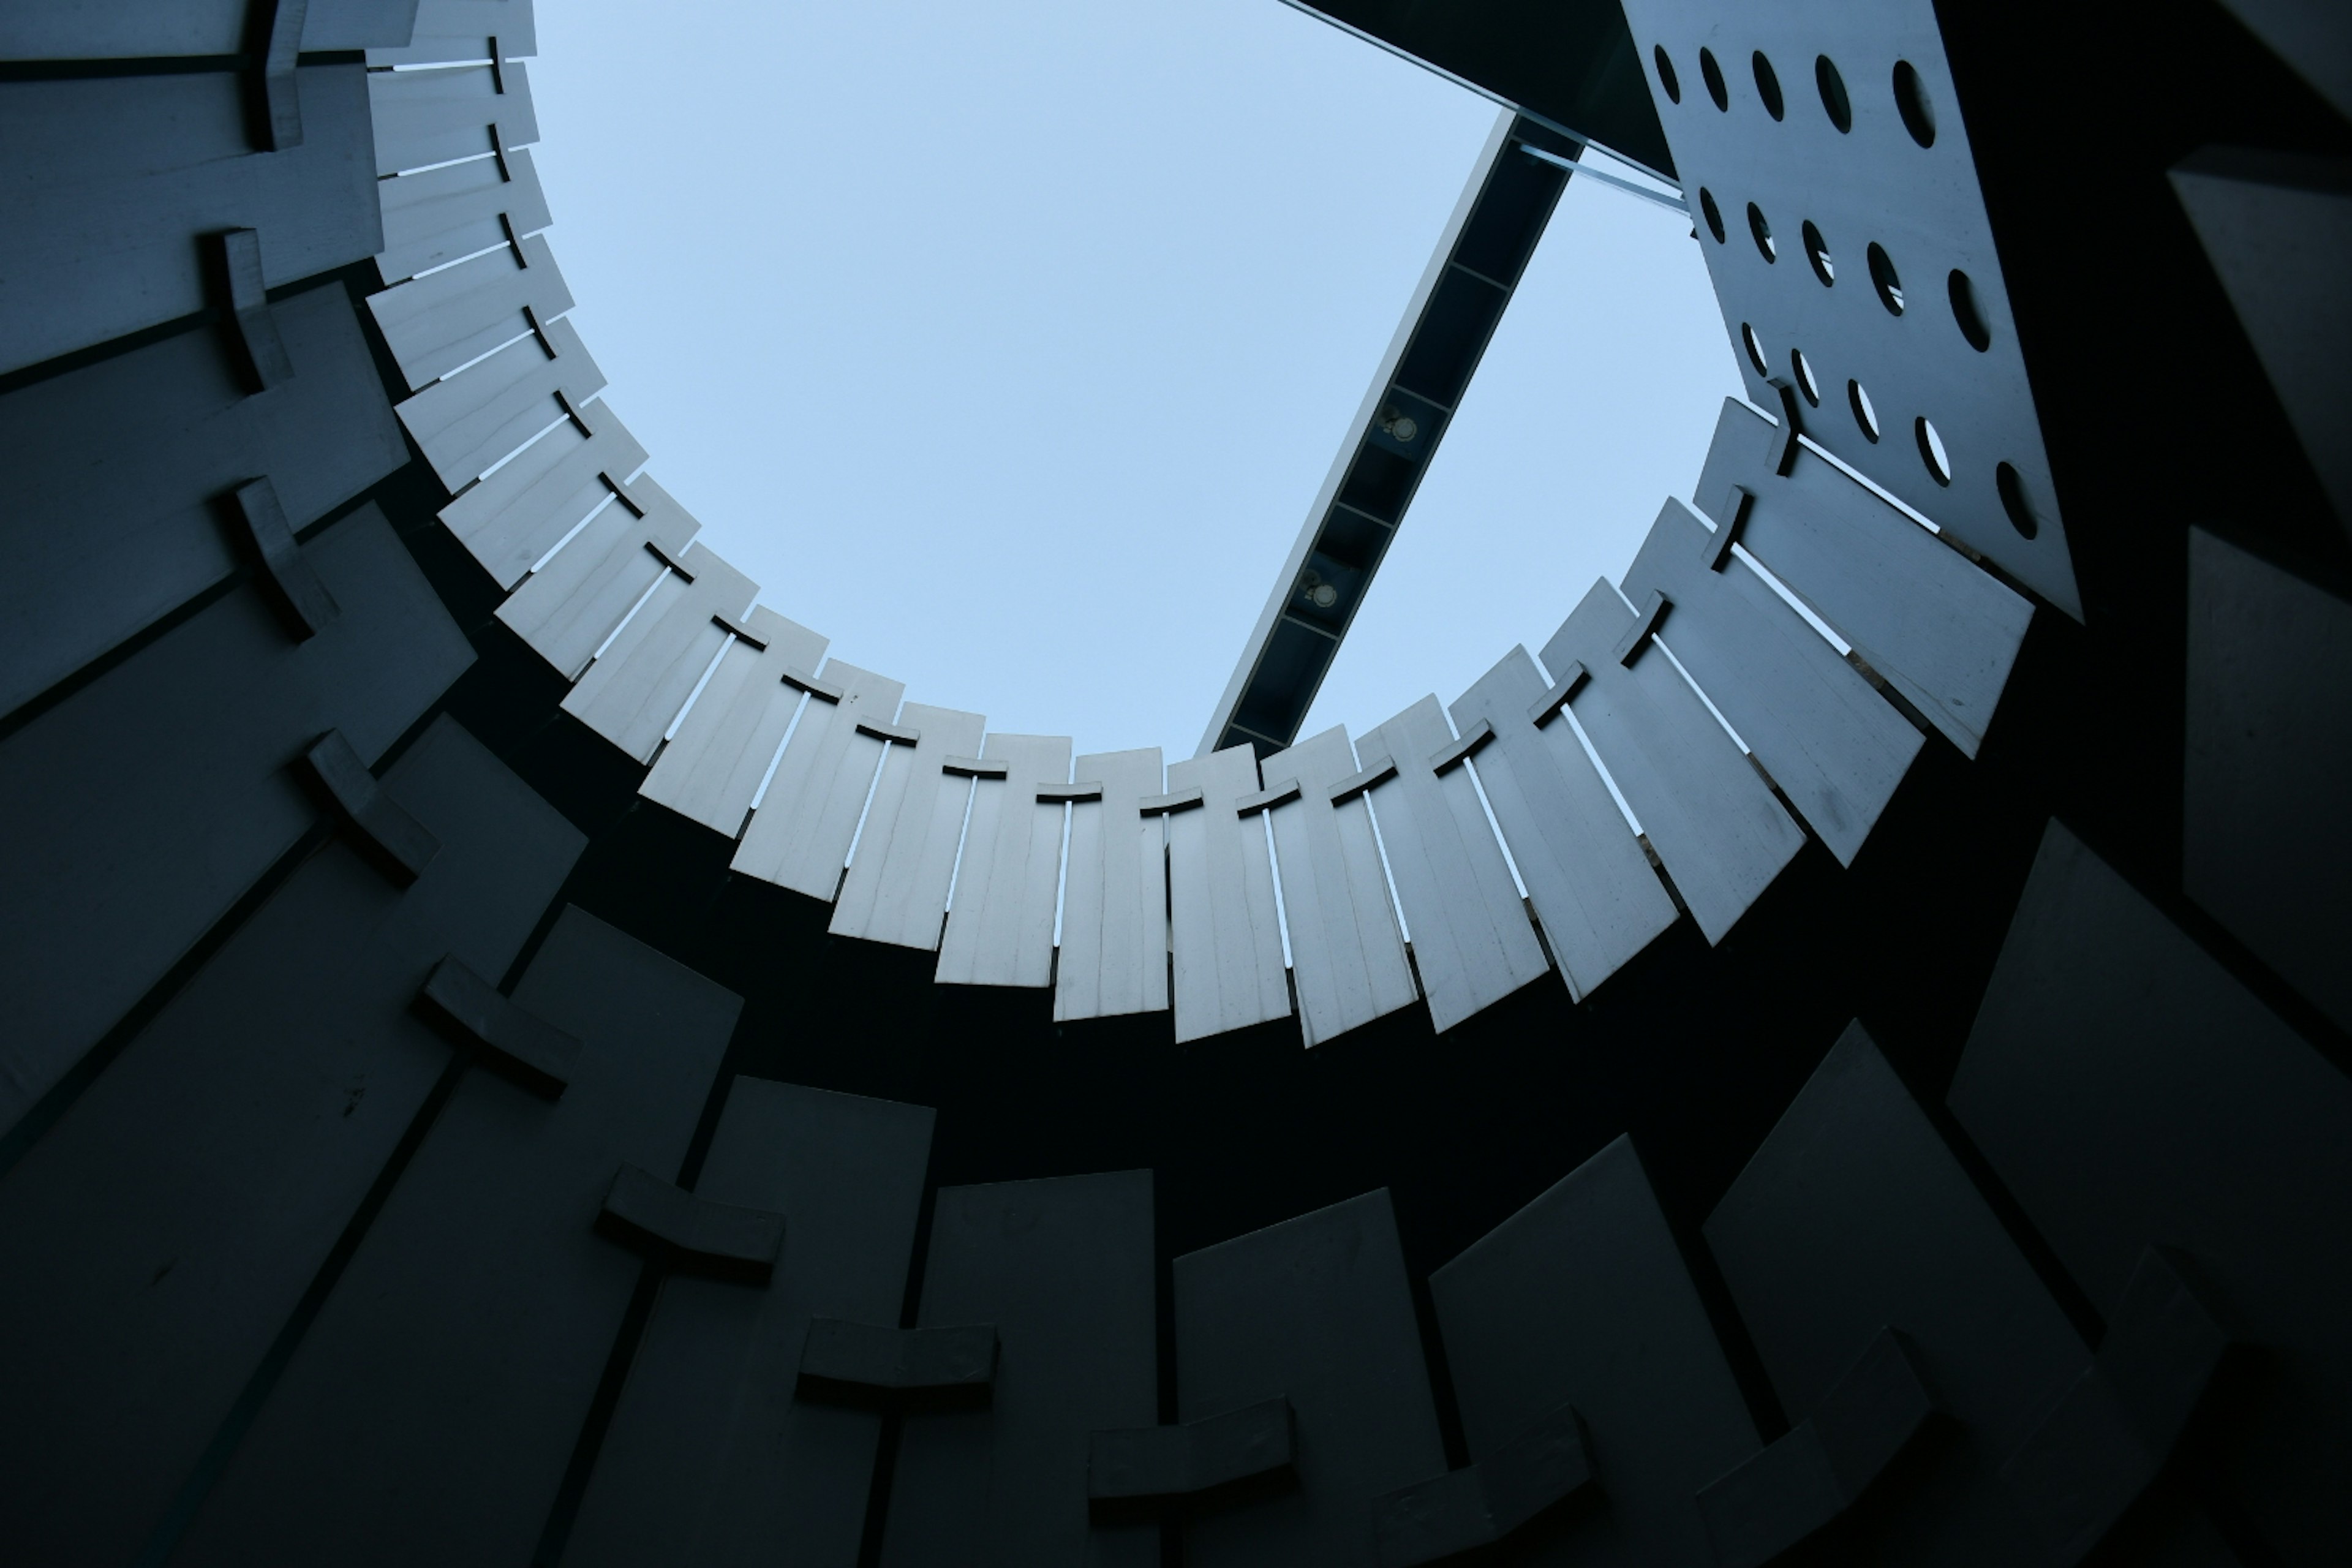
{"left": 529, "top": 0, "right": 1738, "bottom": 760}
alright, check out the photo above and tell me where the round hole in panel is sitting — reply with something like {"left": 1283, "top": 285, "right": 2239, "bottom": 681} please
{"left": 1948, "top": 268, "right": 1992, "bottom": 351}
{"left": 1752, "top": 52, "right": 1785, "bottom": 120}
{"left": 1700, "top": 47, "right": 1729, "bottom": 110}
{"left": 1997, "top": 461, "right": 2040, "bottom": 538}
{"left": 1916, "top": 417, "right": 1953, "bottom": 485}
{"left": 1803, "top": 220, "right": 1834, "bottom": 285}
{"left": 1655, "top": 45, "right": 1682, "bottom": 104}
{"left": 1699, "top": 187, "right": 1726, "bottom": 243}
{"left": 1816, "top": 55, "right": 1853, "bottom": 132}
{"left": 1867, "top": 241, "right": 1905, "bottom": 315}
{"left": 1743, "top": 322, "right": 1771, "bottom": 377}
{"left": 1849, "top": 378, "right": 1881, "bottom": 442}
{"left": 1893, "top": 60, "right": 1936, "bottom": 147}
{"left": 1747, "top": 203, "right": 1777, "bottom": 263}
{"left": 1791, "top": 348, "right": 1821, "bottom": 405}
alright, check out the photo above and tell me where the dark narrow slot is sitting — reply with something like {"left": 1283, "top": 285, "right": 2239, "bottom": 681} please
{"left": 1406, "top": 1268, "right": 1472, "bottom": 1472}
{"left": 500, "top": 887, "right": 581, "bottom": 997}
{"left": 1653, "top": 1167, "right": 1790, "bottom": 1444}
{"left": 0, "top": 823, "right": 331, "bottom": 1184}
{"left": 856, "top": 1137, "right": 944, "bottom": 1567}
{"left": 855, "top": 1414, "right": 908, "bottom": 1568}
{"left": 1897, "top": 1066, "right": 2108, "bottom": 1348}
{"left": 0, "top": 55, "right": 245, "bottom": 83}
{"left": 132, "top": 1050, "right": 473, "bottom": 1567}
{"left": 0, "top": 306, "right": 221, "bottom": 399}
{"left": 673, "top": 1063, "right": 743, "bottom": 1192}
{"left": 529, "top": 1262, "right": 668, "bottom": 1566}
{"left": 1155, "top": 1178, "right": 1184, "bottom": 1568}
{"left": 0, "top": 570, "right": 249, "bottom": 747}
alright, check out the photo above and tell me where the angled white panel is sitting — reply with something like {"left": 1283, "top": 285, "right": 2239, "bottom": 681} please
{"left": 1449, "top": 647, "right": 1678, "bottom": 1000}
{"left": 830, "top": 704, "right": 988, "bottom": 951}
{"left": 1542, "top": 579, "right": 1807, "bottom": 945}
{"left": 368, "top": 0, "right": 536, "bottom": 66}
{"left": 1258, "top": 726, "right": 1417, "bottom": 1047}
{"left": 1623, "top": 0, "right": 2081, "bottom": 615}
{"left": 1694, "top": 399, "right": 2032, "bottom": 758}
{"left": 1166, "top": 746, "right": 1291, "bottom": 1045}
{"left": 1624, "top": 499, "right": 1924, "bottom": 868}
{"left": 394, "top": 314, "right": 602, "bottom": 491}
{"left": 496, "top": 474, "right": 696, "bottom": 679}
{"left": 368, "top": 58, "right": 538, "bottom": 176}
{"left": 639, "top": 607, "right": 829, "bottom": 838}
{"left": 936, "top": 735, "right": 1074, "bottom": 989}
{"left": 369, "top": 231, "right": 574, "bottom": 392}
{"left": 441, "top": 396, "right": 645, "bottom": 589}
{"left": 1055, "top": 748, "right": 1170, "bottom": 1023}
{"left": 375, "top": 141, "right": 551, "bottom": 285}
{"left": 561, "top": 542, "right": 755, "bottom": 765}
{"left": 730, "top": 662, "right": 905, "bottom": 902}
{"left": 1360, "top": 697, "right": 1550, "bottom": 1035}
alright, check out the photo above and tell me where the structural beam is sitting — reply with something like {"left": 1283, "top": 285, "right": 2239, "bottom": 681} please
{"left": 1200, "top": 111, "right": 1582, "bottom": 759}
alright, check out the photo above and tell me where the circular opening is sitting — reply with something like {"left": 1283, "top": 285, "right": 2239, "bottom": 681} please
{"left": 1802, "top": 219, "right": 1834, "bottom": 285}
{"left": 1997, "top": 461, "right": 2039, "bottom": 538}
{"left": 1742, "top": 323, "right": 1771, "bottom": 377}
{"left": 1848, "top": 379, "right": 1880, "bottom": 442}
{"left": 1654, "top": 45, "right": 1681, "bottom": 104}
{"left": 1893, "top": 60, "right": 1936, "bottom": 147}
{"left": 1698, "top": 186, "right": 1725, "bottom": 243}
{"left": 1791, "top": 348, "right": 1820, "bottom": 405}
{"left": 1700, "top": 47, "right": 1729, "bottom": 111}
{"left": 1752, "top": 52, "right": 1785, "bottom": 120}
{"left": 1747, "top": 203, "right": 1777, "bottom": 263}
{"left": 1915, "top": 417, "right": 1953, "bottom": 486}
{"left": 1816, "top": 55, "right": 1853, "bottom": 132}
{"left": 1947, "top": 269, "right": 1991, "bottom": 352}
{"left": 1867, "top": 242, "right": 1905, "bottom": 315}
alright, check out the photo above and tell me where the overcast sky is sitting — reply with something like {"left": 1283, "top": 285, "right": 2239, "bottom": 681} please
{"left": 529, "top": 0, "right": 1738, "bottom": 761}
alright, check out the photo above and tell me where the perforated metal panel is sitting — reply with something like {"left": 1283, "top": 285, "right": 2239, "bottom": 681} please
{"left": 1692, "top": 399, "right": 2030, "bottom": 760}
{"left": 1623, "top": 0, "right": 2081, "bottom": 616}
